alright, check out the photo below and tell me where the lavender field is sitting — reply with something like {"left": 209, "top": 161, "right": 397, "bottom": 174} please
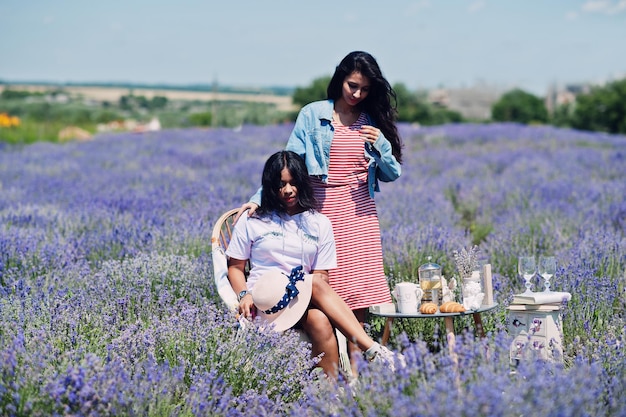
{"left": 1, "top": 122, "right": 625, "bottom": 416}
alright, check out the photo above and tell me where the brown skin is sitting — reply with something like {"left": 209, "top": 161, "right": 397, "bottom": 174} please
{"left": 348, "top": 308, "right": 368, "bottom": 376}
{"left": 334, "top": 71, "right": 381, "bottom": 145}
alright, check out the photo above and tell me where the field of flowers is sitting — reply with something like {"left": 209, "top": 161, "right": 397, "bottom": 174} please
{"left": 1, "top": 122, "right": 625, "bottom": 416}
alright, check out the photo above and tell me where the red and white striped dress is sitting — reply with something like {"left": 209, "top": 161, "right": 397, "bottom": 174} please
{"left": 310, "top": 113, "right": 392, "bottom": 310}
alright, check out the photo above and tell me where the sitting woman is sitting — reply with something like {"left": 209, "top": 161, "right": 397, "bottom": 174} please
{"left": 226, "top": 150, "right": 402, "bottom": 378}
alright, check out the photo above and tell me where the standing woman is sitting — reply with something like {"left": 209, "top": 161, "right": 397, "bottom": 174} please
{"left": 239, "top": 51, "right": 403, "bottom": 373}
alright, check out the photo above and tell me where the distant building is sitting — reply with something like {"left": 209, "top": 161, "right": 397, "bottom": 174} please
{"left": 545, "top": 73, "right": 626, "bottom": 114}
{"left": 545, "top": 83, "right": 592, "bottom": 114}
{"left": 427, "top": 85, "right": 504, "bottom": 121}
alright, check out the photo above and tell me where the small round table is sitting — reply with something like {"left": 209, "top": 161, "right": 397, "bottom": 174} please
{"left": 370, "top": 303, "right": 500, "bottom": 349}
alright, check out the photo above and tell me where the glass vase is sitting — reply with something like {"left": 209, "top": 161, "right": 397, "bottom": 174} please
{"left": 461, "top": 270, "right": 485, "bottom": 310}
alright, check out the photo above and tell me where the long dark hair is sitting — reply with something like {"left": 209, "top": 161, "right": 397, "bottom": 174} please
{"left": 257, "top": 150, "right": 318, "bottom": 216}
{"left": 327, "top": 51, "right": 403, "bottom": 163}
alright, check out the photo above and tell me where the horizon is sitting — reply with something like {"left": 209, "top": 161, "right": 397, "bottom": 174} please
{"left": 0, "top": 76, "right": 610, "bottom": 98}
{"left": 0, "top": 79, "right": 295, "bottom": 94}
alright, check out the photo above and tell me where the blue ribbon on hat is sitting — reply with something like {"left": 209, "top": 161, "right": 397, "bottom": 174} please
{"left": 263, "top": 266, "right": 305, "bottom": 315}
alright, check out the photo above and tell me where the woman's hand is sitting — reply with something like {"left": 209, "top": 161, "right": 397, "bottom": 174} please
{"left": 234, "top": 202, "right": 259, "bottom": 223}
{"left": 359, "top": 125, "right": 381, "bottom": 145}
{"left": 238, "top": 294, "right": 255, "bottom": 319}
{"left": 228, "top": 259, "right": 254, "bottom": 319}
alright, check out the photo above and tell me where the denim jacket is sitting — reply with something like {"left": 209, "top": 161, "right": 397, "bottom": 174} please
{"left": 251, "top": 99, "right": 401, "bottom": 204}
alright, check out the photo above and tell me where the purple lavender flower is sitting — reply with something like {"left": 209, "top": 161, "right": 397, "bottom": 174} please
{"left": 1, "top": 123, "right": 625, "bottom": 415}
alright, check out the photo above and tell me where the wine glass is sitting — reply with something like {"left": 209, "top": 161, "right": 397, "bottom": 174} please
{"left": 518, "top": 256, "right": 536, "bottom": 295}
{"left": 538, "top": 256, "right": 556, "bottom": 292}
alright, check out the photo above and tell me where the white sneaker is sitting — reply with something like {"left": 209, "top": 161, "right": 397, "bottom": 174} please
{"left": 369, "top": 345, "right": 406, "bottom": 372}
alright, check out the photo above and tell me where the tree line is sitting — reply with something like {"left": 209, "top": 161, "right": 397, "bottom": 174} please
{"left": 293, "top": 76, "right": 626, "bottom": 135}
{"left": 491, "top": 78, "right": 626, "bottom": 134}
{"left": 1, "top": 76, "right": 625, "bottom": 144}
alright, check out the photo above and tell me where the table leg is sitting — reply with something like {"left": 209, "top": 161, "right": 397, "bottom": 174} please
{"left": 381, "top": 317, "right": 393, "bottom": 346}
{"left": 445, "top": 316, "right": 460, "bottom": 388}
{"left": 472, "top": 312, "right": 485, "bottom": 338}
{"left": 444, "top": 316, "right": 456, "bottom": 354}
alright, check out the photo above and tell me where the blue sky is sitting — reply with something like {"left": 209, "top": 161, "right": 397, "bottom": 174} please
{"left": 1, "top": 0, "right": 625, "bottom": 95}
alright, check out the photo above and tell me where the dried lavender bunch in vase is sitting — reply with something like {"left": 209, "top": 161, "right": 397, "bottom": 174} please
{"left": 453, "top": 245, "right": 480, "bottom": 279}
{"left": 453, "top": 246, "right": 484, "bottom": 310}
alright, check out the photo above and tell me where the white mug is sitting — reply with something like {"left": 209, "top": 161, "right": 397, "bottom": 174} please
{"left": 391, "top": 282, "right": 424, "bottom": 314}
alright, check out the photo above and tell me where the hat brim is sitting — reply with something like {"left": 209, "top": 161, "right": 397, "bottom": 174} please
{"left": 254, "top": 272, "right": 313, "bottom": 332}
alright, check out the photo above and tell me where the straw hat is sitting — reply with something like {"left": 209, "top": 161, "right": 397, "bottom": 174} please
{"left": 250, "top": 267, "right": 313, "bottom": 332}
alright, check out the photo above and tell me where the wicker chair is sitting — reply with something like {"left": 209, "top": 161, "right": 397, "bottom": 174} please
{"left": 211, "top": 208, "right": 241, "bottom": 311}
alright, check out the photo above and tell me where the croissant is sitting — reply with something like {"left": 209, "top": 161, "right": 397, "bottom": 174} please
{"left": 420, "top": 302, "right": 438, "bottom": 314}
{"left": 439, "top": 301, "right": 466, "bottom": 313}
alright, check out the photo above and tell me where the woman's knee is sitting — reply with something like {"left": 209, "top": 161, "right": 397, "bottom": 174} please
{"left": 311, "top": 274, "right": 334, "bottom": 297}
{"left": 302, "top": 309, "right": 334, "bottom": 338}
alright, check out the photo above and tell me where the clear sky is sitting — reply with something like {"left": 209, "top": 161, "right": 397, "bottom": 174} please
{"left": 1, "top": 0, "right": 625, "bottom": 95}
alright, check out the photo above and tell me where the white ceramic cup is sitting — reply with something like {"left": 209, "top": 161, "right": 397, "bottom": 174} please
{"left": 391, "top": 282, "right": 424, "bottom": 313}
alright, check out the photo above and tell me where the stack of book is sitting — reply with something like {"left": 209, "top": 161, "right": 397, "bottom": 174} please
{"left": 512, "top": 291, "right": 571, "bottom": 305}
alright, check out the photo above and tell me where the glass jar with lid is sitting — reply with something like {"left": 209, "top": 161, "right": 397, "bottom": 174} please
{"left": 418, "top": 256, "right": 443, "bottom": 306}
